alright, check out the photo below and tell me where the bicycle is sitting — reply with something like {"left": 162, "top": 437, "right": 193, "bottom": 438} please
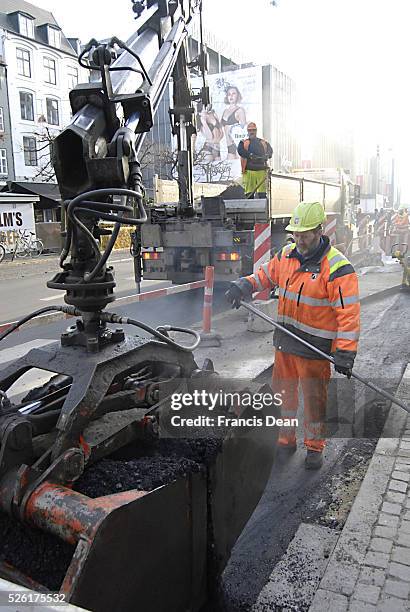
{"left": 13, "top": 230, "right": 44, "bottom": 258}
{"left": 0, "top": 235, "right": 5, "bottom": 264}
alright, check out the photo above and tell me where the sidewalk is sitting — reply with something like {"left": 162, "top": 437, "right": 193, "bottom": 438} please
{"left": 358, "top": 262, "right": 403, "bottom": 302}
{"left": 309, "top": 365, "right": 410, "bottom": 612}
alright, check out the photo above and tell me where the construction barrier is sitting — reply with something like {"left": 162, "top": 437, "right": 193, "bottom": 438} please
{"left": 118, "top": 266, "right": 215, "bottom": 325}
{"left": 324, "top": 214, "right": 337, "bottom": 245}
{"left": 202, "top": 265, "right": 214, "bottom": 334}
{"left": 0, "top": 267, "right": 219, "bottom": 346}
{"left": 253, "top": 223, "right": 271, "bottom": 300}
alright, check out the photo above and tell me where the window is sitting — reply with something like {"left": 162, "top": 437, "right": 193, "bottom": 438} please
{"left": 48, "top": 27, "right": 61, "bottom": 48}
{"left": 0, "top": 66, "right": 5, "bottom": 90}
{"left": 23, "top": 136, "right": 37, "bottom": 166}
{"left": 67, "top": 66, "right": 78, "bottom": 89}
{"left": 0, "top": 149, "right": 7, "bottom": 175}
{"left": 46, "top": 98, "right": 59, "bottom": 125}
{"left": 16, "top": 48, "right": 31, "bottom": 78}
{"left": 44, "top": 208, "right": 54, "bottom": 222}
{"left": 19, "top": 92, "right": 34, "bottom": 121}
{"left": 0, "top": 108, "right": 4, "bottom": 132}
{"left": 43, "top": 57, "right": 56, "bottom": 84}
{"left": 18, "top": 14, "right": 34, "bottom": 38}
{"left": 34, "top": 209, "right": 44, "bottom": 223}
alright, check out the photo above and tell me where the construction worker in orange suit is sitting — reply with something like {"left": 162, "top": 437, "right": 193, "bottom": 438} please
{"left": 391, "top": 208, "right": 410, "bottom": 250}
{"left": 225, "top": 201, "right": 360, "bottom": 469}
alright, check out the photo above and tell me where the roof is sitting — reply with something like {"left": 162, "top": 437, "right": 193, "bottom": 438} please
{"left": 0, "top": 0, "right": 77, "bottom": 57}
{"left": 0, "top": 192, "right": 39, "bottom": 203}
{"left": 2, "top": 181, "right": 61, "bottom": 209}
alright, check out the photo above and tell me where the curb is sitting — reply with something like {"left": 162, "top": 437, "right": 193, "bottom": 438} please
{"left": 360, "top": 284, "right": 401, "bottom": 305}
{"left": 309, "top": 365, "right": 410, "bottom": 611}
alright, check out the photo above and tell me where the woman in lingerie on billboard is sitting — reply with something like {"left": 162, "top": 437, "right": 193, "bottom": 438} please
{"left": 196, "top": 105, "right": 224, "bottom": 162}
{"left": 221, "top": 85, "right": 247, "bottom": 160}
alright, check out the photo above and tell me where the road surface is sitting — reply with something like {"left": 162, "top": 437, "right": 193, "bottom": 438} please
{"left": 0, "top": 252, "right": 171, "bottom": 324}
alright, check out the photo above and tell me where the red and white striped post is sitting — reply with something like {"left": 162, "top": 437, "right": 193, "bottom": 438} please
{"left": 199, "top": 265, "right": 221, "bottom": 346}
{"left": 324, "top": 214, "right": 337, "bottom": 245}
{"left": 253, "top": 223, "right": 271, "bottom": 300}
{"left": 202, "top": 266, "right": 214, "bottom": 335}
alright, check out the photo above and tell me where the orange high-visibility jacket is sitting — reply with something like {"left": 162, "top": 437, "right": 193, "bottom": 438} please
{"left": 245, "top": 237, "right": 360, "bottom": 358}
{"left": 393, "top": 213, "right": 409, "bottom": 228}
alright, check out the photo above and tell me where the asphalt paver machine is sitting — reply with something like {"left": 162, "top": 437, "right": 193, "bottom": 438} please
{"left": 0, "top": 2, "right": 277, "bottom": 610}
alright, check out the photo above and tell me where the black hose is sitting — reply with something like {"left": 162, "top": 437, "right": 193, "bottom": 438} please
{"left": 84, "top": 222, "right": 121, "bottom": 283}
{"left": 0, "top": 306, "right": 75, "bottom": 342}
{"left": 126, "top": 318, "right": 200, "bottom": 352}
{"left": 63, "top": 188, "right": 147, "bottom": 284}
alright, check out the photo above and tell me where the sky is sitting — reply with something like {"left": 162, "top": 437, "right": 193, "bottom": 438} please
{"left": 29, "top": 0, "right": 410, "bottom": 197}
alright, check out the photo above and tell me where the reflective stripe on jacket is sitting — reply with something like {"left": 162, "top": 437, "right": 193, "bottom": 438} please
{"left": 245, "top": 237, "right": 360, "bottom": 358}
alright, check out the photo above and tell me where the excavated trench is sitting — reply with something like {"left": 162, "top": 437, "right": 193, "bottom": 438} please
{"left": 0, "top": 438, "right": 222, "bottom": 591}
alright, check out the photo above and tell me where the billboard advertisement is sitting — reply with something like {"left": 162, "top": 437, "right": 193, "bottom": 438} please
{"left": 192, "top": 66, "right": 263, "bottom": 181}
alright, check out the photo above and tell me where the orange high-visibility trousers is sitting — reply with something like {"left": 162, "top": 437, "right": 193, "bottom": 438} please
{"left": 272, "top": 351, "right": 331, "bottom": 452}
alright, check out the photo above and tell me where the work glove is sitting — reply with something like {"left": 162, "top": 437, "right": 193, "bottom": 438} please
{"left": 332, "top": 349, "right": 356, "bottom": 378}
{"left": 225, "top": 279, "right": 253, "bottom": 309}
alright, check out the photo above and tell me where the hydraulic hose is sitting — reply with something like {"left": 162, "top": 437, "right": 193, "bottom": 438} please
{"left": 99, "top": 312, "right": 200, "bottom": 352}
{"left": 0, "top": 305, "right": 80, "bottom": 343}
{"left": 0, "top": 306, "right": 200, "bottom": 353}
{"left": 127, "top": 319, "right": 200, "bottom": 352}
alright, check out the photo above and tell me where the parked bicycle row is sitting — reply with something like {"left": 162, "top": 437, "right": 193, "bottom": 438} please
{"left": 0, "top": 230, "right": 43, "bottom": 263}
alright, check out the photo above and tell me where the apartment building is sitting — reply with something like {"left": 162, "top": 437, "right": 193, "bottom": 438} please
{"left": 0, "top": 0, "right": 86, "bottom": 191}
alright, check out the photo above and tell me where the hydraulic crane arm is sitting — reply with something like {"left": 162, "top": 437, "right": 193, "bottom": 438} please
{"left": 53, "top": 0, "right": 208, "bottom": 214}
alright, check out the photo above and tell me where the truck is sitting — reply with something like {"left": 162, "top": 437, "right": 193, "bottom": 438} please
{"left": 140, "top": 167, "right": 359, "bottom": 283}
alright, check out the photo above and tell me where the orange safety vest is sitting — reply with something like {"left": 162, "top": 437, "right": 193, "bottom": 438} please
{"left": 394, "top": 213, "right": 409, "bottom": 228}
{"left": 245, "top": 239, "right": 360, "bottom": 355}
{"left": 240, "top": 138, "right": 269, "bottom": 173}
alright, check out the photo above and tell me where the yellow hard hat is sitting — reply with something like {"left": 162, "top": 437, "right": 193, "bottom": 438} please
{"left": 286, "top": 201, "right": 326, "bottom": 232}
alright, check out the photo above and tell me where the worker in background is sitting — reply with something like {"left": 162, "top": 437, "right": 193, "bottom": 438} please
{"left": 237, "top": 122, "right": 273, "bottom": 199}
{"left": 393, "top": 207, "right": 409, "bottom": 229}
{"left": 392, "top": 207, "right": 410, "bottom": 250}
{"left": 225, "top": 202, "right": 360, "bottom": 469}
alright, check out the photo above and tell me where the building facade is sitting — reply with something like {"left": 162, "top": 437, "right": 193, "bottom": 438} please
{"left": 264, "top": 65, "right": 300, "bottom": 172}
{"left": 354, "top": 144, "right": 398, "bottom": 211}
{"left": 0, "top": 54, "right": 15, "bottom": 187}
{"left": 0, "top": 0, "right": 87, "bottom": 191}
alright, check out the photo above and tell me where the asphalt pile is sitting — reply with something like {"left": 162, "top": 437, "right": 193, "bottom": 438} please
{"left": 0, "top": 438, "right": 222, "bottom": 590}
{"left": 75, "top": 438, "right": 222, "bottom": 497}
{"left": 0, "top": 513, "right": 74, "bottom": 591}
